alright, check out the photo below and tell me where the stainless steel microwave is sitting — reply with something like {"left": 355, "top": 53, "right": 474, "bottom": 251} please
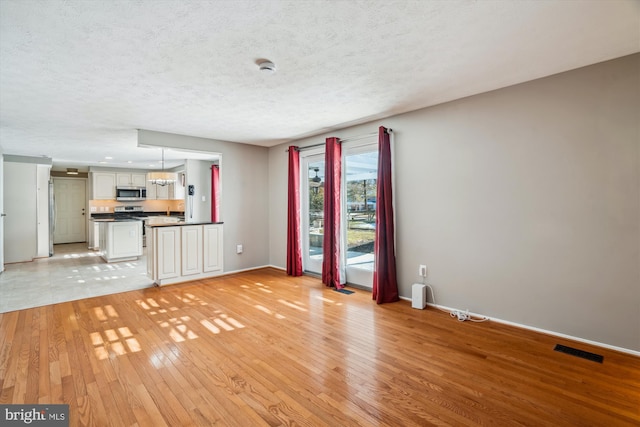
{"left": 116, "top": 186, "right": 146, "bottom": 201}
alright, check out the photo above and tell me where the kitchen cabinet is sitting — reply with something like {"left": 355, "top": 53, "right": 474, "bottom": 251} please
{"left": 203, "top": 224, "right": 223, "bottom": 273}
{"left": 147, "top": 223, "right": 223, "bottom": 286}
{"left": 151, "top": 226, "right": 181, "bottom": 281}
{"left": 173, "top": 173, "right": 186, "bottom": 200}
{"left": 99, "top": 220, "right": 143, "bottom": 263}
{"left": 92, "top": 172, "right": 116, "bottom": 200}
{"left": 89, "top": 221, "right": 100, "bottom": 250}
{"left": 116, "top": 172, "right": 146, "bottom": 187}
{"left": 146, "top": 181, "right": 178, "bottom": 200}
{"left": 181, "top": 225, "right": 203, "bottom": 276}
{"left": 156, "top": 183, "right": 170, "bottom": 200}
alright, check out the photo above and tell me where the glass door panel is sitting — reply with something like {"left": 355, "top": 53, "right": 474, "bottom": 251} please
{"left": 302, "top": 155, "right": 325, "bottom": 274}
{"left": 344, "top": 147, "right": 377, "bottom": 288}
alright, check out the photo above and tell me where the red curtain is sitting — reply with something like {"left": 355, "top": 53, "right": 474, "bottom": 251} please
{"left": 322, "top": 137, "right": 344, "bottom": 289}
{"left": 211, "top": 165, "right": 220, "bottom": 223}
{"left": 373, "top": 127, "right": 399, "bottom": 303}
{"left": 286, "top": 146, "right": 303, "bottom": 276}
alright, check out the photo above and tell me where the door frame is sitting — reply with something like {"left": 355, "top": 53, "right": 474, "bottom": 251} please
{"left": 300, "top": 148, "right": 325, "bottom": 274}
{"left": 52, "top": 176, "right": 88, "bottom": 244}
{"left": 341, "top": 138, "right": 378, "bottom": 288}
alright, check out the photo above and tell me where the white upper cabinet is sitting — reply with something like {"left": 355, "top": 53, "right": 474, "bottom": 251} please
{"left": 173, "top": 172, "right": 186, "bottom": 200}
{"left": 92, "top": 172, "right": 116, "bottom": 200}
{"left": 117, "top": 172, "right": 146, "bottom": 187}
{"left": 155, "top": 183, "right": 170, "bottom": 200}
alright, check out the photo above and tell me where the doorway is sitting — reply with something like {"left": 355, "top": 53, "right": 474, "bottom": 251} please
{"left": 53, "top": 177, "right": 87, "bottom": 244}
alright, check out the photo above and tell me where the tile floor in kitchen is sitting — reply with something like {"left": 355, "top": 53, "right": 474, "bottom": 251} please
{"left": 0, "top": 243, "right": 154, "bottom": 313}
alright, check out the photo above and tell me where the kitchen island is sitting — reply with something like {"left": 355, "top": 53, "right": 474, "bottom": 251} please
{"left": 93, "top": 218, "right": 143, "bottom": 263}
{"left": 146, "top": 221, "right": 223, "bottom": 286}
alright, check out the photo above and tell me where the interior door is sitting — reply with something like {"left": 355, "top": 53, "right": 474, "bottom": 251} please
{"left": 53, "top": 177, "right": 86, "bottom": 244}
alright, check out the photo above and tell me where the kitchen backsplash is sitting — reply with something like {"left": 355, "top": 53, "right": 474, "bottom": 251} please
{"left": 89, "top": 199, "right": 185, "bottom": 213}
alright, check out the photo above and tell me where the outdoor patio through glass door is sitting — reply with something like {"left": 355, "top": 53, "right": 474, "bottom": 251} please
{"left": 302, "top": 154, "right": 325, "bottom": 275}
{"left": 343, "top": 145, "right": 377, "bottom": 288}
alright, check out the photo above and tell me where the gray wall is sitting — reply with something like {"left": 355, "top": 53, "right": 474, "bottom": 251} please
{"left": 184, "top": 159, "right": 212, "bottom": 223}
{"left": 139, "top": 130, "right": 270, "bottom": 272}
{"left": 268, "top": 54, "right": 640, "bottom": 351}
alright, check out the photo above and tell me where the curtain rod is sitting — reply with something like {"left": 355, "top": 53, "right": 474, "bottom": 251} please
{"left": 285, "top": 129, "right": 392, "bottom": 152}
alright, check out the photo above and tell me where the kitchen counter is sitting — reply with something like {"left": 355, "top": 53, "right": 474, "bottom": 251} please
{"left": 147, "top": 222, "right": 224, "bottom": 286}
{"left": 91, "top": 218, "right": 144, "bottom": 222}
{"left": 145, "top": 220, "right": 224, "bottom": 227}
{"left": 98, "top": 220, "right": 143, "bottom": 263}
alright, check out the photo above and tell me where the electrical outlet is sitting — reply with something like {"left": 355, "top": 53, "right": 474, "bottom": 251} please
{"left": 419, "top": 265, "right": 427, "bottom": 277}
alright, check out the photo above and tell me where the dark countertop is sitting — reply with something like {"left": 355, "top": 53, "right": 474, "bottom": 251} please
{"left": 145, "top": 221, "right": 224, "bottom": 228}
{"left": 91, "top": 218, "right": 143, "bottom": 222}
{"left": 91, "top": 211, "right": 184, "bottom": 218}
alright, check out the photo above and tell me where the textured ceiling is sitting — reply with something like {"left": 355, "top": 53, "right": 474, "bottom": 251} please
{"left": 1, "top": 0, "right": 638, "bottom": 170}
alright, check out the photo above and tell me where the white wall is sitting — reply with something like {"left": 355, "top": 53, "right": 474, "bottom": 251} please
{"left": 3, "top": 161, "right": 37, "bottom": 263}
{"left": 138, "top": 130, "right": 270, "bottom": 273}
{"left": 268, "top": 54, "right": 640, "bottom": 351}
{"left": 36, "top": 164, "right": 51, "bottom": 257}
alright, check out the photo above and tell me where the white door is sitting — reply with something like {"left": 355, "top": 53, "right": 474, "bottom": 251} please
{"left": 53, "top": 178, "right": 86, "bottom": 244}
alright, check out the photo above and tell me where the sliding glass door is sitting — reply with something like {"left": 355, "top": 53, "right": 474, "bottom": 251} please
{"left": 343, "top": 144, "right": 378, "bottom": 288}
{"left": 301, "top": 153, "right": 325, "bottom": 274}
{"left": 301, "top": 140, "right": 378, "bottom": 287}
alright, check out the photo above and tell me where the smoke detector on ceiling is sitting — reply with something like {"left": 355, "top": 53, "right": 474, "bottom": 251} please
{"left": 258, "top": 60, "right": 276, "bottom": 74}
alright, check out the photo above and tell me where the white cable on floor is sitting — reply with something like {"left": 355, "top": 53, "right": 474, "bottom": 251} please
{"left": 424, "top": 283, "right": 489, "bottom": 323}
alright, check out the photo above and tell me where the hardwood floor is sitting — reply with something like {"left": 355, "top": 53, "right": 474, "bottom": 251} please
{"left": 1, "top": 268, "right": 638, "bottom": 426}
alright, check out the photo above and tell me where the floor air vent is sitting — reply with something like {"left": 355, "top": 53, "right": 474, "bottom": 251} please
{"left": 554, "top": 344, "right": 603, "bottom": 363}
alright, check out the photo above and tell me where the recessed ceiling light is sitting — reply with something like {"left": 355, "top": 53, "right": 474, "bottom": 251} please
{"left": 127, "top": 160, "right": 132, "bottom": 163}
{"left": 99, "top": 161, "right": 107, "bottom": 164}
{"left": 105, "top": 156, "right": 113, "bottom": 160}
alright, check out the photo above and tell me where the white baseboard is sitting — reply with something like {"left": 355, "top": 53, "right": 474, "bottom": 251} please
{"left": 221, "top": 265, "right": 282, "bottom": 276}
{"left": 399, "top": 296, "right": 639, "bottom": 357}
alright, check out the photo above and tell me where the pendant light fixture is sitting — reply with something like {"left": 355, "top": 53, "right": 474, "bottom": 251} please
{"left": 147, "top": 148, "right": 177, "bottom": 186}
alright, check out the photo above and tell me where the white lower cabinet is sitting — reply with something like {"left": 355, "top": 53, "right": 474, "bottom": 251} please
{"left": 148, "top": 223, "right": 223, "bottom": 286}
{"left": 181, "top": 226, "right": 203, "bottom": 276}
{"left": 89, "top": 221, "right": 100, "bottom": 250}
{"left": 156, "top": 227, "right": 181, "bottom": 280}
{"left": 203, "top": 224, "right": 223, "bottom": 273}
{"left": 99, "top": 221, "right": 143, "bottom": 262}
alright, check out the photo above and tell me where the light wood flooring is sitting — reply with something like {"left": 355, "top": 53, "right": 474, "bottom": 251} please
{"left": 1, "top": 268, "right": 638, "bottom": 426}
